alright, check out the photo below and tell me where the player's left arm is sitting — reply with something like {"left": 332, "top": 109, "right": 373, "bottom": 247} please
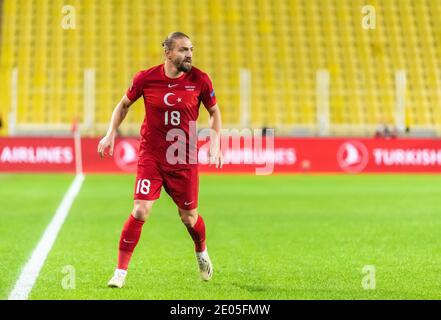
{"left": 207, "top": 104, "right": 223, "bottom": 168}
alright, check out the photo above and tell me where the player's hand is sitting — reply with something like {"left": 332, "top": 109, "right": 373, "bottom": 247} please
{"left": 97, "top": 133, "right": 115, "bottom": 158}
{"left": 208, "top": 148, "right": 223, "bottom": 169}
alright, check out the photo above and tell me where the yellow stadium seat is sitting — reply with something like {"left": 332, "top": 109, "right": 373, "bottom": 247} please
{"left": 0, "top": 0, "right": 440, "bottom": 136}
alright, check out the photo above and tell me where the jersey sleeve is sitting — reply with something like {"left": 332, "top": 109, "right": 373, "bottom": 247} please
{"left": 126, "top": 71, "right": 144, "bottom": 102}
{"left": 200, "top": 73, "right": 217, "bottom": 109}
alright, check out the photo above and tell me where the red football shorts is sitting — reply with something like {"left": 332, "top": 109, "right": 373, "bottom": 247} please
{"left": 133, "top": 156, "right": 199, "bottom": 210}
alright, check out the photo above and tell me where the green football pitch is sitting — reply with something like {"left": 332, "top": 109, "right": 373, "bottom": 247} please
{"left": 1, "top": 173, "right": 441, "bottom": 300}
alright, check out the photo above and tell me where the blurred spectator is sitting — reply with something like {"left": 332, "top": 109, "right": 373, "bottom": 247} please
{"left": 374, "top": 123, "right": 397, "bottom": 139}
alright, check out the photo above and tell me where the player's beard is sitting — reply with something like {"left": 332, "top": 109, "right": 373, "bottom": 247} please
{"left": 175, "top": 58, "right": 192, "bottom": 73}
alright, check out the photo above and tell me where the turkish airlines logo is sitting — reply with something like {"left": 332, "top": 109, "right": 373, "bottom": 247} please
{"left": 114, "top": 139, "right": 140, "bottom": 172}
{"left": 337, "top": 141, "right": 369, "bottom": 173}
{"left": 0, "top": 146, "right": 73, "bottom": 164}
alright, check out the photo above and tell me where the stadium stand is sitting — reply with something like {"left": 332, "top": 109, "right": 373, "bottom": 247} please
{"left": 0, "top": 0, "right": 440, "bottom": 136}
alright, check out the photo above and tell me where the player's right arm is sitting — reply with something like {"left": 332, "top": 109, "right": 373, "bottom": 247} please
{"left": 97, "top": 94, "right": 134, "bottom": 158}
{"left": 98, "top": 70, "right": 144, "bottom": 158}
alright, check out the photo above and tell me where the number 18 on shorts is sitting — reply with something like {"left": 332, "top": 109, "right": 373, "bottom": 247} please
{"left": 133, "top": 162, "right": 199, "bottom": 210}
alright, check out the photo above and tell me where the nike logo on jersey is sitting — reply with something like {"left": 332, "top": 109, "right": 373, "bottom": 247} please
{"left": 168, "top": 84, "right": 179, "bottom": 88}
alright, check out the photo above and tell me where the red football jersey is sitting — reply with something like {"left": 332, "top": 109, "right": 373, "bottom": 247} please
{"left": 126, "top": 64, "right": 217, "bottom": 166}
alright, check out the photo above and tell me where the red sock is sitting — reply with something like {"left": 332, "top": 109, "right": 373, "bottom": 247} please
{"left": 117, "top": 214, "right": 145, "bottom": 270}
{"left": 186, "top": 215, "right": 206, "bottom": 252}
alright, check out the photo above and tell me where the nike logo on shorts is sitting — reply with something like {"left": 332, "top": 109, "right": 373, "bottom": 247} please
{"left": 184, "top": 201, "right": 194, "bottom": 206}
{"left": 122, "top": 239, "right": 135, "bottom": 244}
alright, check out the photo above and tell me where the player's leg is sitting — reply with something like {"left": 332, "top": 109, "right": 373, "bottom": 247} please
{"left": 162, "top": 167, "right": 205, "bottom": 252}
{"left": 178, "top": 207, "right": 205, "bottom": 251}
{"left": 108, "top": 200, "right": 155, "bottom": 288}
{"left": 108, "top": 161, "right": 162, "bottom": 288}
{"left": 178, "top": 207, "right": 213, "bottom": 281}
{"left": 117, "top": 200, "right": 154, "bottom": 268}
{"left": 162, "top": 166, "right": 213, "bottom": 280}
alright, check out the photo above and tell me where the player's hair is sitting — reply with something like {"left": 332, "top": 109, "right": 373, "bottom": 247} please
{"left": 162, "top": 32, "right": 190, "bottom": 51}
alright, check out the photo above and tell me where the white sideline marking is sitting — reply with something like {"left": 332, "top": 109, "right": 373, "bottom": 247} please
{"left": 8, "top": 174, "right": 85, "bottom": 300}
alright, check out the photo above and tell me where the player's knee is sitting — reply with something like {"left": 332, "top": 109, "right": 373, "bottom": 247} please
{"left": 179, "top": 209, "right": 198, "bottom": 227}
{"left": 132, "top": 201, "right": 153, "bottom": 221}
{"left": 132, "top": 206, "right": 149, "bottom": 221}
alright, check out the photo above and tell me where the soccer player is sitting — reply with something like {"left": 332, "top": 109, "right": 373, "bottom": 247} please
{"left": 97, "top": 32, "right": 223, "bottom": 288}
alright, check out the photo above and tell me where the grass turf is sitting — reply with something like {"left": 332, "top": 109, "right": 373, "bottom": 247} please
{"left": 0, "top": 174, "right": 75, "bottom": 298}
{"left": 2, "top": 174, "right": 441, "bottom": 299}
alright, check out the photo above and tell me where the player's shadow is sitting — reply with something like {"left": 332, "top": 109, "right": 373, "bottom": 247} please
{"left": 230, "top": 282, "right": 269, "bottom": 293}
